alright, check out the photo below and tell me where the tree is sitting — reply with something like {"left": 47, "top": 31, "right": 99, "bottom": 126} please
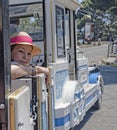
{"left": 77, "top": 0, "right": 117, "bottom": 40}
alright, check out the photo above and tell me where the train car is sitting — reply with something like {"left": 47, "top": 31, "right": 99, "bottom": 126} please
{"left": 0, "top": 0, "right": 104, "bottom": 130}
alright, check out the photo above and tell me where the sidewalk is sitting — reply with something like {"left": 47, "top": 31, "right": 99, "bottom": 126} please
{"left": 102, "top": 56, "right": 117, "bottom": 66}
{"left": 79, "top": 41, "right": 108, "bottom": 48}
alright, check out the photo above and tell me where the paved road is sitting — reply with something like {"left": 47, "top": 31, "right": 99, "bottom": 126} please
{"left": 74, "top": 83, "right": 117, "bottom": 130}
{"left": 82, "top": 44, "right": 108, "bottom": 65}
{"left": 74, "top": 43, "right": 117, "bottom": 130}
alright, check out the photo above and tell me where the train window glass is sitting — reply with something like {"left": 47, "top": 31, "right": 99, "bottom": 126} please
{"left": 56, "top": 6, "right": 65, "bottom": 58}
{"left": 65, "top": 8, "right": 71, "bottom": 49}
{"left": 9, "top": 3, "right": 44, "bottom": 41}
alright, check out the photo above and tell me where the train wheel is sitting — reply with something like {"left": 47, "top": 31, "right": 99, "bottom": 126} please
{"left": 93, "top": 95, "right": 102, "bottom": 110}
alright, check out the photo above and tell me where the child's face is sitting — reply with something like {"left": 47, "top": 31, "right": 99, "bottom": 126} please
{"left": 11, "top": 44, "right": 33, "bottom": 66}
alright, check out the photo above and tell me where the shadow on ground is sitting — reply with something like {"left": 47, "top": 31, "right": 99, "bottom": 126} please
{"left": 100, "top": 65, "right": 117, "bottom": 85}
{"left": 73, "top": 108, "right": 96, "bottom": 130}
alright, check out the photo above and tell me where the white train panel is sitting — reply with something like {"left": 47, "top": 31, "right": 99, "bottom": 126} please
{"left": 8, "top": 86, "right": 32, "bottom": 130}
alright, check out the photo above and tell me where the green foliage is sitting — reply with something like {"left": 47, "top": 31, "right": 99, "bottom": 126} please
{"left": 109, "top": 6, "right": 117, "bottom": 15}
{"left": 77, "top": 0, "right": 117, "bottom": 40}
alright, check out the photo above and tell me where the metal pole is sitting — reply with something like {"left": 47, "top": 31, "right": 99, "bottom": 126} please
{"left": 111, "top": 42, "right": 113, "bottom": 54}
{"left": 0, "top": 0, "right": 10, "bottom": 130}
{"left": 107, "top": 43, "right": 110, "bottom": 57}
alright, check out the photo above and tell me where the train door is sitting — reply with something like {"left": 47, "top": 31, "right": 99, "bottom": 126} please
{"left": 9, "top": 1, "right": 50, "bottom": 130}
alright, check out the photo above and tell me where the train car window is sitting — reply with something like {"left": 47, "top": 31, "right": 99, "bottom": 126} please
{"left": 65, "top": 8, "right": 71, "bottom": 49}
{"left": 56, "top": 6, "right": 65, "bottom": 58}
{"left": 9, "top": 3, "right": 44, "bottom": 41}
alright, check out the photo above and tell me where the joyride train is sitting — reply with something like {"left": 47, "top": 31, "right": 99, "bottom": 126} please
{"left": 0, "top": 0, "right": 104, "bottom": 130}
